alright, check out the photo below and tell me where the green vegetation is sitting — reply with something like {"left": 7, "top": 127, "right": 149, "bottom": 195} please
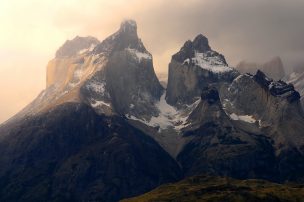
{"left": 122, "top": 175, "right": 304, "bottom": 202}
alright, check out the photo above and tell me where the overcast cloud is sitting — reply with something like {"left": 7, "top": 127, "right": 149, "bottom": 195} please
{"left": 0, "top": 0, "right": 304, "bottom": 123}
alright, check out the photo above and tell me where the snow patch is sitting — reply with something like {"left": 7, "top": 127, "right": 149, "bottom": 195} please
{"left": 86, "top": 81, "right": 106, "bottom": 94}
{"left": 183, "top": 58, "right": 190, "bottom": 65}
{"left": 126, "top": 48, "right": 152, "bottom": 62}
{"left": 229, "top": 113, "right": 256, "bottom": 123}
{"left": 127, "top": 92, "right": 201, "bottom": 131}
{"left": 234, "top": 75, "right": 244, "bottom": 82}
{"left": 189, "top": 51, "right": 233, "bottom": 73}
{"left": 90, "top": 99, "right": 111, "bottom": 108}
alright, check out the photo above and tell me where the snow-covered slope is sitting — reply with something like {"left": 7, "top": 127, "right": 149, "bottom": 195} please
{"left": 127, "top": 92, "right": 200, "bottom": 132}
{"left": 185, "top": 51, "right": 233, "bottom": 73}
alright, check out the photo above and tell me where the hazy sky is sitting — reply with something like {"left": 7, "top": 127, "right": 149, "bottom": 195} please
{"left": 1, "top": 0, "right": 304, "bottom": 123}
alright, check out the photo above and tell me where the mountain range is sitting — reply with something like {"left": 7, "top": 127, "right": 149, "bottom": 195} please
{"left": 236, "top": 57, "right": 286, "bottom": 81}
{"left": 0, "top": 20, "right": 304, "bottom": 202}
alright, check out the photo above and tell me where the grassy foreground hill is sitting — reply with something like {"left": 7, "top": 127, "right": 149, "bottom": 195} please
{"left": 122, "top": 175, "right": 304, "bottom": 202}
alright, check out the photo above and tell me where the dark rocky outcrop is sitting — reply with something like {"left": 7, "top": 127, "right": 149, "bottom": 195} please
{"left": 177, "top": 82, "right": 304, "bottom": 183}
{"left": 253, "top": 70, "right": 272, "bottom": 88}
{"left": 254, "top": 70, "right": 300, "bottom": 103}
{"left": 286, "top": 67, "right": 304, "bottom": 108}
{"left": 172, "top": 35, "right": 213, "bottom": 63}
{"left": 0, "top": 103, "right": 182, "bottom": 202}
{"left": 93, "top": 20, "right": 147, "bottom": 56}
{"left": 178, "top": 87, "right": 278, "bottom": 181}
{"left": 200, "top": 87, "right": 219, "bottom": 104}
{"left": 1, "top": 20, "right": 304, "bottom": 202}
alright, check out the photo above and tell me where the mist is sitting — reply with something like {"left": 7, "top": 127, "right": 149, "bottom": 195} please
{"left": 1, "top": 0, "right": 304, "bottom": 123}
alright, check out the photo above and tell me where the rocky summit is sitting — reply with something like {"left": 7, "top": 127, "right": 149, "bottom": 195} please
{"left": 166, "top": 34, "right": 239, "bottom": 107}
{"left": 0, "top": 20, "right": 304, "bottom": 202}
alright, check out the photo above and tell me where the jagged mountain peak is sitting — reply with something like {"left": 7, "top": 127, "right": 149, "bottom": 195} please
{"left": 55, "top": 36, "right": 99, "bottom": 58}
{"left": 172, "top": 34, "right": 223, "bottom": 64}
{"left": 2, "top": 20, "right": 304, "bottom": 202}
{"left": 13, "top": 20, "right": 160, "bottom": 122}
{"left": 94, "top": 19, "right": 146, "bottom": 55}
{"left": 120, "top": 19, "right": 137, "bottom": 33}
{"left": 192, "top": 34, "right": 211, "bottom": 52}
{"left": 166, "top": 34, "right": 237, "bottom": 106}
{"left": 253, "top": 70, "right": 300, "bottom": 103}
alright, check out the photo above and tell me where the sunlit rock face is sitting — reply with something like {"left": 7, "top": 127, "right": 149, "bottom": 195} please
{"left": 166, "top": 34, "right": 239, "bottom": 107}
{"left": 0, "top": 20, "right": 181, "bottom": 202}
{"left": 55, "top": 36, "right": 100, "bottom": 58}
{"left": 15, "top": 20, "right": 163, "bottom": 119}
{"left": 1, "top": 20, "right": 304, "bottom": 202}
{"left": 46, "top": 36, "right": 100, "bottom": 88}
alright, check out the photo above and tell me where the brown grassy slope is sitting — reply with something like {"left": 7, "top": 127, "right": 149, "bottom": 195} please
{"left": 122, "top": 175, "right": 304, "bottom": 202}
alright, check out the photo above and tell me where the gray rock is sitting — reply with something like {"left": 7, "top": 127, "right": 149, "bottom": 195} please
{"left": 286, "top": 68, "right": 304, "bottom": 108}
{"left": 93, "top": 20, "right": 147, "bottom": 55}
{"left": 0, "top": 103, "right": 182, "bottom": 202}
{"left": 166, "top": 34, "right": 238, "bottom": 107}
{"left": 56, "top": 36, "right": 99, "bottom": 58}
{"left": 178, "top": 82, "right": 304, "bottom": 183}
{"left": 82, "top": 20, "right": 163, "bottom": 118}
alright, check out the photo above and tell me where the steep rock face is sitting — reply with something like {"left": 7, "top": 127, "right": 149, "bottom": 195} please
{"left": 221, "top": 71, "right": 303, "bottom": 146}
{"left": 286, "top": 67, "right": 304, "bottom": 108}
{"left": 8, "top": 20, "right": 163, "bottom": 122}
{"left": 236, "top": 57, "right": 286, "bottom": 80}
{"left": 254, "top": 70, "right": 300, "bottom": 102}
{"left": 0, "top": 20, "right": 176, "bottom": 202}
{"left": 55, "top": 36, "right": 99, "bottom": 58}
{"left": 11, "top": 36, "right": 106, "bottom": 122}
{"left": 177, "top": 87, "right": 277, "bottom": 180}
{"left": 176, "top": 72, "right": 304, "bottom": 183}
{"left": 166, "top": 34, "right": 238, "bottom": 107}
{"left": 47, "top": 36, "right": 100, "bottom": 88}
{"left": 0, "top": 103, "right": 182, "bottom": 202}
{"left": 94, "top": 20, "right": 146, "bottom": 55}
{"left": 221, "top": 72, "right": 304, "bottom": 182}
{"left": 84, "top": 20, "right": 163, "bottom": 117}
{"left": 1, "top": 20, "right": 304, "bottom": 202}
